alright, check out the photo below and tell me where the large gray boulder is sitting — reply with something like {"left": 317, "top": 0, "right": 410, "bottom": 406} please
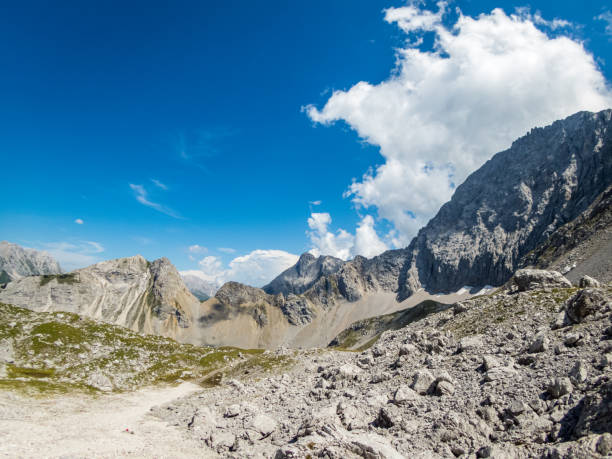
{"left": 565, "top": 288, "right": 608, "bottom": 324}
{"left": 512, "top": 269, "right": 572, "bottom": 292}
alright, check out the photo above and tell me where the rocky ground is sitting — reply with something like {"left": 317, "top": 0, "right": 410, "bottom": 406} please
{"left": 151, "top": 270, "right": 612, "bottom": 458}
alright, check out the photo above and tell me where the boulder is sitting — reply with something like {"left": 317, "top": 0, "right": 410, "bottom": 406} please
{"left": 579, "top": 275, "right": 601, "bottom": 288}
{"left": 410, "top": 369, "right": 435, "bottom": 395}
{"left": 393, "top": 385, "right": 418, "bottom": 404}
{"left": 547, "top": 377, "right": 573, "bottom": 399}
{"left": 512, "top": 269, "right": 571, "bottom": 292}
{"left": 573, "top": 381, "right": 612, "bottom": 438}
{"left": 565, "top": 288, "right": 608, "bottom": 324}
{"left": 248, "top": 414, "right": 277, "bottom": 438}
{"left": 528, "top": 335, "right": 550, "bottom": 353}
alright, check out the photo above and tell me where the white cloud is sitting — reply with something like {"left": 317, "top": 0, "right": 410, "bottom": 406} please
{"left": 188, "top": 244, "right": 207, "bottom": 254}
{"left": 218, "top": 247, "right": 236, "bottom": 254}
{"left": 189, "top": 250, "right": 299, "bottom": 288}
{"left": 354, "top": 215, "right": 389, "bottom": 258}
{"left": 307, "top": 212, "right": 354, "bottom": 260}
{"left": 596, "top": 11, "right": 612, "bottom": 37}
{"left": 129, "top": 183, "right": 181, "bottom": 219}
{"left": 309, "top": 200, "right": 322, "bottom": 206}
{"left": 307, "top": 212, "right": 388, "bottom": 260}
{"left": 150, "top": 178, "right": 168, "bottom": 190}
{"left": 307, "top": 5, "right": 612, "bottom": 246}
{"left": 40, "top": 241, "right": 105, "bottom": 272}
{"left": 74, "top": 218, "right": 84, "bottom": 225}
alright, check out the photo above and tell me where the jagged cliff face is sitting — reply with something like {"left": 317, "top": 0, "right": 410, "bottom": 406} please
{"left": 263, "top": 253, "right": 345, "bottom": 296}
{"left": 0, "top": 241, "right": 62, "bottom": 282}
{"left": 401, "top": 109, "right": 612, "bottom": 297}
{"left": 519, "top": 184, "right": 612, "bottom": 284}
{"left": 0, "top": 255, "right": 201, "bottom": 339}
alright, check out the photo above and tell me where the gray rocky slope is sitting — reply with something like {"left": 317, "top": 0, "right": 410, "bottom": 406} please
{"left": 0, "top": 255, "right": 201, "bottom": 340}
{"left": 153, "top": 271, "right": 612, "bottom": 458}
{"left": 198, "top": 109, "right": 612, "bottom": 346}
{"left": 0, "top": 241, "right": 62, "bottom": 283}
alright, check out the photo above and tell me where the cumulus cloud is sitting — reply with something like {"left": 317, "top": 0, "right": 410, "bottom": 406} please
{"left": 41, "top": 241, "right": 105, "bottom": 271}
{"left": 307, "top": 212, "right": 388, "bottom": 260}
{"left": 306, "top": 4, "right": 612, "bottom": 245}
{"left": 74, "top": 218, "right": 84, "bottom": 225}
{"left": 188, "top": 244, "right": 207, "bottom": 254}
{"left": 188, "top": 250, "right": 299, "bottom": 288}
{"left": 129, "top": 183, "right": 181, "bottom": 219}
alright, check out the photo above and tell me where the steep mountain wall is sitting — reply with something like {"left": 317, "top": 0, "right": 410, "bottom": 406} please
{"left": 401, "top": 109, "right": 612, "bottom": 298}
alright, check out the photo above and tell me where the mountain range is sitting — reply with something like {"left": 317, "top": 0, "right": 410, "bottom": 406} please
{"left": 1, "top": 109, "right": 611, "bottom": 348}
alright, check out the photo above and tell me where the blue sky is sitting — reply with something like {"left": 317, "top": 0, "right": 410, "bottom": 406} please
{"left": 1, "top": 0, "right": 611, "bottom": 285}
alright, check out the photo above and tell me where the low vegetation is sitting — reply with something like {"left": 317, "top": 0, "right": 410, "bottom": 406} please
{"left": 0, "top": 302, "right": 294, "bottom": 396}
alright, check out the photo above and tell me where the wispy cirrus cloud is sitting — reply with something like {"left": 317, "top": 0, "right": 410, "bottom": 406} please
{"left": 150, "top": 178, "right": 168, "bottom": 190}
{"left": 129, "top": 183, "right": 182, "bottom": 219}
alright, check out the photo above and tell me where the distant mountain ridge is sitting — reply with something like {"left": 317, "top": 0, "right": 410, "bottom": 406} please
{"left": 262, "top": 253, "right": 345, "bottom": 296}
{"left": 0, "top": 241, "right": 62, "bottom": 282}
{"left": 0, "top": 255, "right": 201, "bottom": 340}
{"left": 180, "top": 271, "right": 219, "bottom": 301}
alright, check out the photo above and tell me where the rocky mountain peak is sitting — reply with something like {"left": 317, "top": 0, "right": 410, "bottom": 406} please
{"left": 216, "top": 281, "right": 276, "bottom": 307}
{"left": 0, "top": 241, "right": 62, "bottom": 282}
{"left": 263, "top": 252, "right": 345, "bottom": 296}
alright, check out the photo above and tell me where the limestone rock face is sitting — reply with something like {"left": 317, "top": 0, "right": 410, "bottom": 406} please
{"left": 0, "top": 255, "right": 199, "bottom": 338}
{"left": 400, "top": 109, "right": 612, "bottom": 298}
{"left": 0, "top": 241, "right": 62, "bottom": 282}
{"left": 263, "top": 253, "right": 344, "bottom": 296}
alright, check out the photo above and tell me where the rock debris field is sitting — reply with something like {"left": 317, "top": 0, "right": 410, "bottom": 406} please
{"left": 151, "top": 271, "right": 612, "bottom": 458}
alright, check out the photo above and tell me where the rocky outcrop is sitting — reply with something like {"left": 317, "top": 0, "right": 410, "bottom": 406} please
{"left": 0, "top": 241, "right": 62, "bottom": 282}
{"left": 0, "top": 255, "right": 200, "bottom": 338}
{"left": 263, "top": 253, "right": 344, "bottom": 296}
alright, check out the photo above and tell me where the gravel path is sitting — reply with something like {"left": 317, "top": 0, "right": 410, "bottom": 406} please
{"left": 0, "top": 382, "right": 209, "bottom": 458}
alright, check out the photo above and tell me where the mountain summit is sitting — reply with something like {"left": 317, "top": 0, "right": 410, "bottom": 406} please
{"left": 0, "top": 241, "right": 62, "bottom": 283}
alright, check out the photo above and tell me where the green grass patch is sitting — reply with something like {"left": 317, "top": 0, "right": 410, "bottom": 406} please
{"left": 39, "top": 273, "right": 79, "bottom": 287}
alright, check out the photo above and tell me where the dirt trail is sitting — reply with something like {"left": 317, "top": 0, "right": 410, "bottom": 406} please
{"left": 0, "top": 382, "right": 210, "bottom": 458}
